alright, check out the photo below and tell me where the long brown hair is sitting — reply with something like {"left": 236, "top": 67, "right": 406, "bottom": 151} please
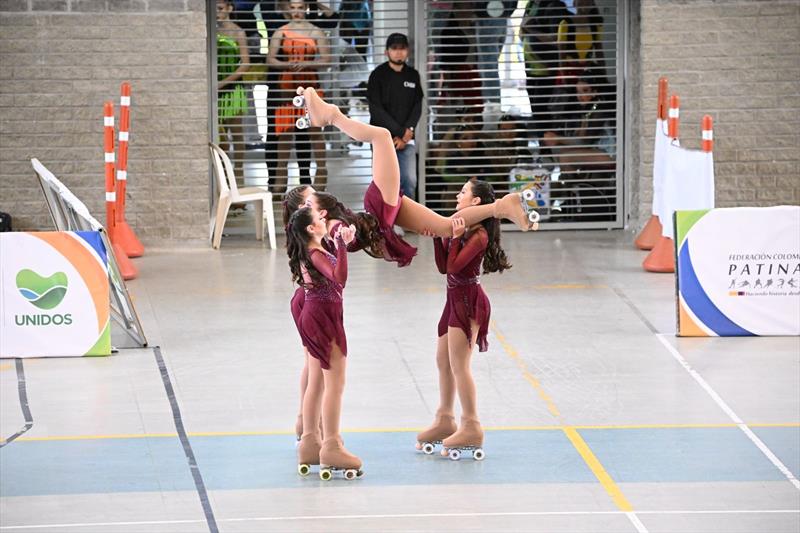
{"left": 313, "top": 191, "right": 384, "bottom": 259}
{"left": 469, "top": 179, "right": 511, "bottom": 274}
{"left": 285, "top": 207, "right": 327, "bottom": 289}
{"left": 282, "top": 185, "right": 312, "bottom": 227}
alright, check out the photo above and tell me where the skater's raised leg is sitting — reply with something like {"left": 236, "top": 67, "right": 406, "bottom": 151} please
{"left": 300, "top": 87, "right": 538, "bottom": 234}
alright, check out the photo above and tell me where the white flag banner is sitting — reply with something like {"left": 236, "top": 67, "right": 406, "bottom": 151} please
{"left": 651, "top": 118, "right": 672, "bottom": 216}
{"left": 657, "top": 142, "right": 715, "bottom": 239}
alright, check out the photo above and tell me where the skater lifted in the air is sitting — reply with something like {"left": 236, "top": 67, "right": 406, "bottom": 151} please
{"left": 416, "top": 179, "right": 511, "bottom": 461}
{"left": 286, "top": 86, "right": 539, "bottom": 268}
{"left": 286, "top": 206, "right": 362, "bottom": 480}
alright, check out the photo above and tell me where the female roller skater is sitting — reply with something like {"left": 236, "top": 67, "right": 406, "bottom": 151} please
{"left": 416, "top": 179, "right": 512, "bottom": 461}
{"left": 291, "top": 87, "right": 539, "bottom": 266}
{"left": 287, "top": 206, "right": 363, "bottom": 480}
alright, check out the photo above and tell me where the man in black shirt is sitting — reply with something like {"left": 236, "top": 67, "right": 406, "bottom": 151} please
{"left": 367, "top": 33, "right": 424, "bottom": 200}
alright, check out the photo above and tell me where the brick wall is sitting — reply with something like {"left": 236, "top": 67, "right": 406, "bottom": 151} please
{"left": 634, "top": 0, "right": 800, "bottom": 230}
{"left": 0, "top": 0, "right": 209, "bottom": 240}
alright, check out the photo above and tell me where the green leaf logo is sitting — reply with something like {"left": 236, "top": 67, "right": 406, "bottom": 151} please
{"left": 16, "top": 269, "right": 68, "bottom": 310}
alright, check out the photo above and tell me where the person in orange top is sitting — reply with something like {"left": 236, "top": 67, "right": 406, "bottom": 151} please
{"left": 267, "top": 0, "right": 330, "bottom": 194}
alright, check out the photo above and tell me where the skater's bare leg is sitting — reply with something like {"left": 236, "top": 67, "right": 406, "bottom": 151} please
{"left": 416, "top": 335, "right": 457, "bottom": 447}
{"left": 436, "top": 335, "right": 456, "bottom": 414}
{"left": 395, "top": 197, "right": 496, "bottom": 237}
{"left": 302, "top": 87, "right": 399, "bottom": 206}
{"left": 443, "top": 322, "right": 484, "bottom": 449}
{"left": 296, "top": 352, "right": 310, "bottom": 439}
{"left": 447, "top": 324, "right": 479, "bottom": 419}
{"left": 319, "top": 343, "right": 361, "bottom": 470}
{"left": 302, "top": 353, "right": 324, "bottom": 438}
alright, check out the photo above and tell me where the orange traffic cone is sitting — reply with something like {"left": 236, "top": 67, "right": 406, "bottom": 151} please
{"left": 643, "top": 236, "right": 675, "bottom": 273}
{"left": 634, "top": 215, "right": 662, "bottom": 250}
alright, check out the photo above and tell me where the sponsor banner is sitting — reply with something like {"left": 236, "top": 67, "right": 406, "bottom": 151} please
{"left": 0, "top": 232, "right": 111, "bottom": 357}
{"left": 675, "top": 207, "right": 800, "bottom": 336}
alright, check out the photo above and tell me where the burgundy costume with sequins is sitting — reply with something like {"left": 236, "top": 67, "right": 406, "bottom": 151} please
{"left": 434, "top": 228, "right": 491, "bottom": 352}
{"left": 363, "top": 181, "right": 417, "bottom": 267}
{"left": 296, "top": 237, "right": 348, "bottom": 369}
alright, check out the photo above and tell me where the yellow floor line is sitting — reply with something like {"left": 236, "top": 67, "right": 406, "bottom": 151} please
{"left": 491, "top": 319, "right": 635, "bottom": 514}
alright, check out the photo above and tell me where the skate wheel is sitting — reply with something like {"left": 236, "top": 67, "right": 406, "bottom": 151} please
{"left": 522, "top": 188, "right": 535, "bottom": 202}
{"left": 298, "top": 463, "right": 310, "bottom": 476}
{"left": 528, "top": 210, "right": 540, "bottom": 224}
{"left": 344, "top": 469, "right": 357, "bottom": 480}
{"left": 296, "top": 117, "right": 309, "bottom": 129}
{"left": 292, "top": 95, "right": 305, "bottom": 107}
{"left": 448, "top": 449, "right": 461, "bottom": 461}
{"left": 473, "top": 448, "right": 485, "bottom": 461}
{"left": 319, "top": 468, "right": 332, "bottom": 481}
{"left": 422, "top": 442, "right": 435, "bottom": 455}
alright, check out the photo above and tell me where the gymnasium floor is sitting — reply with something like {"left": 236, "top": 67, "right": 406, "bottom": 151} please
{"left": 1, "top": 230, "right": 799, "bottom": 532}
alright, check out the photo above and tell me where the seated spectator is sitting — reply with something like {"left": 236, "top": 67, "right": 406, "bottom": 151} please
{"left": 542, "top": 66, "right": 615, "bottom": 174}
{"left": 427, "top": 121, "right": 488, "bottom": 212}
{"left": 542, "top": 66, "right": 616, "bottom": 220}
{"left": 483, "top": 113, "right": 530, "bottom": 181}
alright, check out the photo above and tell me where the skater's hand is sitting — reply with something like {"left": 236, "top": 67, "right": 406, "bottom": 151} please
{"left": 338, "top": 224, "right": 356, "bottom": 245}
{"left": 393, "top": 137, "right": 406, "bottom": 150}
{"left": 419, "top": 227, "right": 436, "bottom": 238}
{"left": 451, "top": 217, "right": 466, "bottom": 238}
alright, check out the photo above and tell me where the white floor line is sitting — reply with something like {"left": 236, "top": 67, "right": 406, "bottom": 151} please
{"left": 3, "top": 510, "right": 799, "bottom": 529}
{"left": 655, "top": 333, "right": 800, "bottom": 491}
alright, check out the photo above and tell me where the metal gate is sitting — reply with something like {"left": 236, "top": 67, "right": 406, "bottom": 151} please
{"left": 417, "top": 0, "right": 625, "bottom": 228}
{"left": 209, "top": 0, "right": 625, "bottom": 229}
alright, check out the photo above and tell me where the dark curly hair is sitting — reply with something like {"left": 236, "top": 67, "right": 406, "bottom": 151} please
{"left": 286, "top": 207, "right": 327, "bottom": 289}
{"left": 469, "top": 179, "right": 511, "bottom": 274}
{"left": 313, "top": 191, "right": 384, "bottom": 260}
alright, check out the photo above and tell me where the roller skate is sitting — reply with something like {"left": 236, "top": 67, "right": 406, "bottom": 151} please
{"left": 441, "top": 417, "right": 485, "bottom": 461}
{"left": 296, "top": 432, "right": 321, "bottom": 476}
{"left": 494, "top": 192, "right": 540, "bottom": 231}
{"left": 319, "top": 436, "right": 364, "bottom": 480}
{"left": 293, "top": 87, "right": 339, "bottom": 130}
{"left": 415, "top": 411, "right": 457, "bottom": 455}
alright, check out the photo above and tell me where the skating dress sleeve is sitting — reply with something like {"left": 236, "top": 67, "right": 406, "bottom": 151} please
{"left": 310, "top": 236, "right": 348, "bottom": 288}
{"left": 329, "top": 221, "right": 364, "bottom": 253}
{"left": 446, "top": 229, "right": 489, "bottom": 275}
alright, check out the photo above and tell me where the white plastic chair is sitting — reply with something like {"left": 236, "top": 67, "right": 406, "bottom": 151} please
{"left": 209, "top": 142, "right": 276, "bottom": 249}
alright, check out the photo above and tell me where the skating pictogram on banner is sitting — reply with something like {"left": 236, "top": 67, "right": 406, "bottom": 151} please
{"left": 675, "top": 206, "right": 800, "bottom": 337}
{"left": 0, "top": 231, "right": 111, "bottom": 357}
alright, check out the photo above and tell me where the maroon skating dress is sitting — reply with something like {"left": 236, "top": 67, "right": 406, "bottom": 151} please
{"left": 363, "top": 181, "right": 417, "bottom": 267}
{"left": 290, "top": 239, "right": 336, "bottom": 340}
{"left": 435, "top": 227, "right": 491, "bottom": 352}
{"left": 297, "top": 236, "right": 348, "bottom": 369}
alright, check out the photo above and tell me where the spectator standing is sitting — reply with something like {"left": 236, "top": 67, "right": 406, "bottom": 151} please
{"left": 367, "top": 33, "right": 424, "bottom": 200}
